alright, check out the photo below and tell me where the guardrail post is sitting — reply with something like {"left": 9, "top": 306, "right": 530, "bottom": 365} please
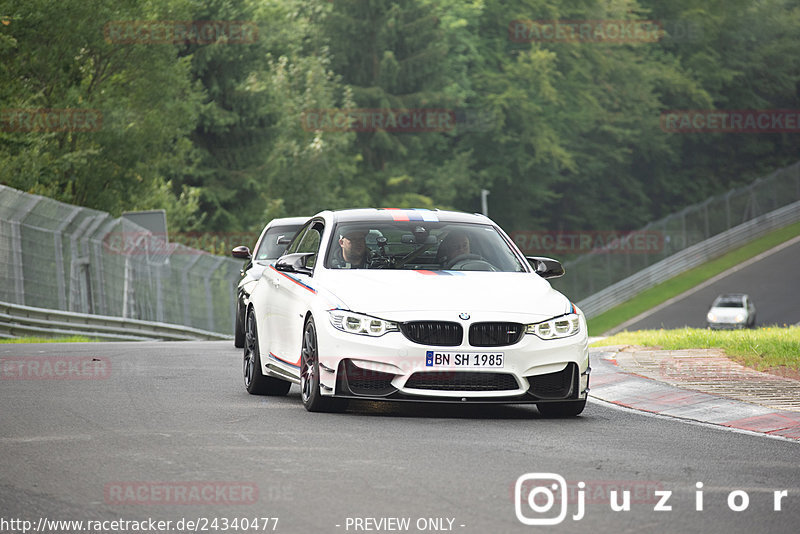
{"left": 742, "top": 178, "right": 755, "bottom": 217}
{"left": 680, "top": 209, "right": 686, "bottom": 249}
{"left": 725, "top": 190, "right": 733, "bottom": 231}
{"left": 796, "top": 163, "right": 800, "bottom": 199}
{"left": 80, "top": 215, "right": 108, "bottom": 315}
{"left": 204, "top": 257, "right": 226, "bottom": 332}
{"left": 69, "top": 215, "right": 98, "bottom": 313}
{"left": 122, "top": 256, "right": 132, "bottom": 319}
{"left": 91, "top": 218, "right": 119, "bottom": 316}
{"left": 180, "top": 254, "right": 203, "bottom": 328}
{"left": 155, "top": 261, "right": 164, "bottom": 323}
{"left": 8, "top": 196, "right": 40, "bottom": 306}
{"left": 53, "top": 207, "right": 82, "bottom": 310}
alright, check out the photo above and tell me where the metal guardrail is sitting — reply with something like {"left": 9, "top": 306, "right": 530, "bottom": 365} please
{"left": 576, "top": 199, "right": 800, "bottom": 319}
{"left": 552, "top": 160, "right": 800, "bottom": 302}
{"left": 0, "top": 184, "right": 241, "bottom": 334}
{"left": 0, "top": 300, "right": 233, "bottom": 341}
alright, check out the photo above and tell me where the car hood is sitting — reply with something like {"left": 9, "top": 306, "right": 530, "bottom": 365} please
{"left": 319, "top": 270, "right": 572, "bottom": 322}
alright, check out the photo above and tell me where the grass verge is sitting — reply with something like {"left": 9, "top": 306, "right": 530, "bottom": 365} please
{"left": 593, "top": 326, "right": 800, "bottom": 372}
{"left": 587, "top": 220, "right": 800, "bottom": 335}
{"left": 0, "top": 335, "right": 98, "bottom": 343}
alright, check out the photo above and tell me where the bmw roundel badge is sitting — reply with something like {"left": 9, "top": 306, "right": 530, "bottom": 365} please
{"left": 459, "top": 312, "right": 470, "bottom": 320}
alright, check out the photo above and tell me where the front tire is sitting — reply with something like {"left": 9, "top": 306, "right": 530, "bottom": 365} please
{"left": 234, "top": 300, "right": 245, "bottom": 348}
{"left": 243, "top": 308, "right": 291, "bottom": 396}
{"left": 537, "top": 398, "right": 586, "bottom": 418}
{"left": 300, "top": 318, "right": 348, "bottom": 413}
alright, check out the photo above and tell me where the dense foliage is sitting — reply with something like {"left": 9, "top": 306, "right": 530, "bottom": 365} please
{"left": 2, "top": 0, "right": 799, "bottom": 237}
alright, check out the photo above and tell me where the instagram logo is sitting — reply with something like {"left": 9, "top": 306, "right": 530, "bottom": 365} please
{"left": 515, "top": 473, "right": 572, "bottom": 525}
{"left": 514, "top": 474, "right": 790, "bottom": 523}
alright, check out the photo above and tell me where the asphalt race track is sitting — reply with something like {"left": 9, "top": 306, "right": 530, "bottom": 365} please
{"left": 1, "top": 341, "right": 799, "bottom": 534}
{"left": 621, "top": 237, "right": 800, "bottom": 331}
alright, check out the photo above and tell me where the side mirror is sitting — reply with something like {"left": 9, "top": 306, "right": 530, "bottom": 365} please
{"left": 232, "top": 245, "right": 251, "bottom": 260}
{"left": 274, "top": 252, "right": 315, "bottom": 276}
{"left": 526, "top": 256, "right": 565, "bottom": 279}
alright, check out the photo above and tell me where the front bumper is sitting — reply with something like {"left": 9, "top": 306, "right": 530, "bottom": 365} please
{"left": 316, "top": 316, "right": 590, "bottom": 403}
{"left": 707, "top": 322, "right": 746, "bottom": 330}
{"left": 334, "top": 359, "right": 589, "bottom": 404}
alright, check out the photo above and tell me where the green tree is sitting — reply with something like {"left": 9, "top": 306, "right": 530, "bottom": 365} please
{"left": 321, "top": 0, "right": 478, "bottom": 209}
{"left": 640, "top": 0, "right": 800, "bottom": 215}
{"left": 457, "top": 0, "right": 706, "bottom": 232}
{"left": 0, "top": 0, "right": 203, "bottom": 230}
{"left": 175, "top": 0, "right": 360, "bottom": 232}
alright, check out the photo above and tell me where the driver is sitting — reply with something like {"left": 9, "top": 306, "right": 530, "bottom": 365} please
{"left": 330, "top": 227, "right": 370, "bottom": 269}
{"left": 437, "top": 230, "right": 470, "bottom": 267}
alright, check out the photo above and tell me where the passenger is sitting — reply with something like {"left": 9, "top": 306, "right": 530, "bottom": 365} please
{"left": 437, "top": 230, "right": 470, "bottom": 267}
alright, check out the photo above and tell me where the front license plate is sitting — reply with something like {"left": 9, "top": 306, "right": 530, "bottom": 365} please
{"left": 425, "top": 351, "right": 504, "bottom": 368}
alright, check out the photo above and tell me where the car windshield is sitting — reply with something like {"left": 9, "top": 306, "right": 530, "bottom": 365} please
{"left": 712, "top": 297, "right": 745, "bottom": 308}
{"left": 325, "top": 221, "right": 526, "bottom": 272}
{"left": 254, "top": 224, "right": 304, "bottom": 261}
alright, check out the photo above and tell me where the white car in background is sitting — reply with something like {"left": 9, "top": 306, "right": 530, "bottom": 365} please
{"left": 231, "top": 217, "right": 308, "bottom": 347}
{"left": 706, "top": 293, "right": 756, "bottom": 329}
{"left": 241, "top": 209, "right": 590, "bottom": 417}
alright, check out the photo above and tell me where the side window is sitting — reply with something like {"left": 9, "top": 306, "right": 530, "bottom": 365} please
{"left": 256, "top": 225, "right": 302, "bottom": 261}
{"left": 295, "top": 222, "right": 323, "bottom": 269}
{"left": 285, "top": 223, "right": 312, "bottom": 255}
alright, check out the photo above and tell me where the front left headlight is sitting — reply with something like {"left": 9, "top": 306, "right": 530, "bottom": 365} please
{"left": 526, "top": 313, "right": 581, "bottom": 340}
{"left": 328, "top": 310, "right": 399, "bottom": 337}
{"left": 734, "top": 314, "right": 745, "bottom": 323}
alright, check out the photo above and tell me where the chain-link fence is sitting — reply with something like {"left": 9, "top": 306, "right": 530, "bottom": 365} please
{"left": 3, "top": 161, "right": 799, "bottom": 333}
{"left": 0, "top": 185, "right": 241, "bottom": 334}
{"left": 551, "top": 161, "right": 800, "bottom": 302}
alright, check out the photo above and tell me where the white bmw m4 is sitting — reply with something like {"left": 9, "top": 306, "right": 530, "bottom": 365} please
{"left": 242, "top": 208, "right": 589, "bottom": 417}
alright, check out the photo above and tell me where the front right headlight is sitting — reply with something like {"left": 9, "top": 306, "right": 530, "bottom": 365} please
{"left": 526, "top": 313, "right": 581, "bottom": 340}
{"left": 707, "top": 312, "right": 716, "bottom": 322}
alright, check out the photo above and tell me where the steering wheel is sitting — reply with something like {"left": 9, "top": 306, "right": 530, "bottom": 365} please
{"left": 445, "top": 253, "right": 498, "bottom": 271}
